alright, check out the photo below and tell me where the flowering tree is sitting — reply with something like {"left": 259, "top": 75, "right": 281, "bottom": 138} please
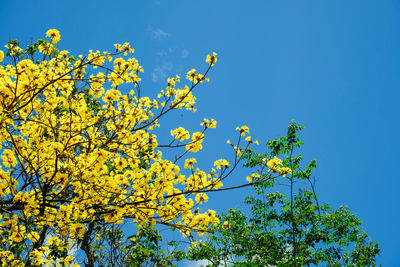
{"left": 0, "top": 30, "right": 258, "bottom": 266}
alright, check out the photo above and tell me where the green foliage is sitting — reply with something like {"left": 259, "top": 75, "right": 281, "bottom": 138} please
{"left": 186, "top": 121, "right": 380, "bottom": 266}
{"left": 90, "top": 223, "right": 184, "bottom": 267}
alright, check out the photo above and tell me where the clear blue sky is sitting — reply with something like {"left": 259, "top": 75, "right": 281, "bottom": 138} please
{"left": 1, "top": 0, "right": 399, "bottom": 265}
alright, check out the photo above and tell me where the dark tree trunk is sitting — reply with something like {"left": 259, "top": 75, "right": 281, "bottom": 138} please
{"left": 81, "top": 221, "right": 95, "bottom": 267}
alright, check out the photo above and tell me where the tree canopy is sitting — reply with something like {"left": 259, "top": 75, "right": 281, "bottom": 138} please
{"left": 0, "top": 30, "right": 261, "bottom": 266}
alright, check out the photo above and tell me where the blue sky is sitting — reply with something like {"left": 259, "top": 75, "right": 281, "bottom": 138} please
{"left": 1, "top": 0, "right": 399, "bottom": 265}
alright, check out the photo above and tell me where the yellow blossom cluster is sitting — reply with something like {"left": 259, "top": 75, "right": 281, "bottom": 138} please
{"left": 195, "top": 193, "right": 208, "bottom": 204}
{"left": 0, "top": 30, "right": 240, "bottom": 265}
{"left": 200, "top": 118, "right": 217, "bottom": 129}
{"left": 46, "top": 29, "right": 61, "bottom": 43}
{"left": 4, "top": 43, "right": 22, "bottom": 56}
{"left": 185, "top": 132, "right": 205, "bottom": 152}
{"left": 225, "top": 126, "right": 254, "bottom": 158}
{"left": 214, "top": 159, "right": 230, "bottom": 170}
{"left": 222, "top": 221, "right": 231, "bottom": 229}
{"left": 244, "top": 157, "right": 292, "bottom": 184}
{"left": 236, "top": 125, "right": 250, "bottom": 136}
{"left": 263, "top": 157, "right": 292, "bottom": 177}
{"left": 114, "top": 42, "right": 135, "bottom": 55}
{"left": 184, "top": 158, "right": 197, "bottom": 169}
{"left": 186, "top": 69, "right": 209, "bottom": 84}
{"left": 245, "top": 136, "right": 259, "bottom": 145}
{"left": 206, "top": 52, "right": 218, "bottom": 67}
{"left": 246, "top": 173, "right": 261, "bottom": 183}
{"left": 171, "top": 127, "right": 190, "bottom": 141}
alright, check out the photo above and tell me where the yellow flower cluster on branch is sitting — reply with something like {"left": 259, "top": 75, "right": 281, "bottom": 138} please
{"left": 244, "top": 157, "right": 292, "bottom": 184}
{"left": 201, "top": 118, "right": 217, "bottom": 129}
{"left": 171, "top": 127, "right": 190, "bottom": 141}
{"left": 186, "top": 69, "right": 209, "bottom": 84}
{"left": 206, "top": 52, "right": 218, "bottom": 67}
{"left": 46, "top": 29, "right": 61, "bottom": 43}
{"left": 214, "top": 159, "right": 230, "bottom": 170}
{"left": 263, "top": 157, "right": 293, "bottom": 177}
{"left": 236, "top": 125, "right": 250, "bottom": 136}
{"left": 246, "top": 173, "right": 260, "bottom": 183}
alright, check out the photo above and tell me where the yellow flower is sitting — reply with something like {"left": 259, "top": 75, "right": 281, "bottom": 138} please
{"left": 266, "top": 157, "right": 284, "bottom": 173}
{"left": 200, "top": 118, "right": 217, "bottom": 129}
{"left": 27, "top": 232, "right": 40, "bottom": 242}
{"left": 214, "top": 159, "right": 230, "bottom": 169}
{"left": 60, "top": 256, "right": 75, "bottom": 266}
{"left": 278, "top": 167, "right": 292, "bottom": 177}
{"left": 246, "top": 176, "right": 252, "bottom": 183}
{"left": 167, "top": 75, "right": 180, "bottom": 88}
{"left": 246, "top": 173, "right": 260, "bottom": 183}
{"left": 0, "top": 50, "right": 4, "bottom": 62}
{"left": 102, "top": 89, "right": 121, "bottom": 103}
{"left": 187, "top": 69, "right": 196, "bottom": 80}
{"left": 46, "top": 29, "right": 61, "bottom": 43}
{"left": 186, "top": 69, "right": 208, "bottom": 83}
{"left": 267, "top": 157, "right": 282, "bottom": 168}
{"left": 245, "top": 136, "right": 259, "bottom": 144}
{"left": 114, "top": 42, "right": 134, "bottom": 55}
{"left": 206, "top": 52, "right": 218, "bottom": 67}
{"left": 184, "top": 158, "right": 197, "bottom": 169}
{"left": 6, "top": 252, "right": 14, "bottom": 261}
{"left": 4, "top": 44, "right": 22, "bottom": 55}
{"left": 38, "top": 42, "right": 54, "bottom": 55}
{"left": 189, "top": 241, "right": 198, "bottom": 249}
{"left": 186, "top": 132, "right": 204, "bottom": 152}
{"left": 236, "top": 125, "right": 250, "bottom": 136}
{"left": 195, "top": 193, "right": 208, "bottom": 204}
{"left": 48, "top": 237, "right": 61, "bottom": 246}
{"left": 171, "top": 127, "right": 190, "bottom": 141}
{"left": 236, "top": 148, "right": 242, "bottom": 157}
{"left": 223, "top": 221, "right": 230, "bottom": 229}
